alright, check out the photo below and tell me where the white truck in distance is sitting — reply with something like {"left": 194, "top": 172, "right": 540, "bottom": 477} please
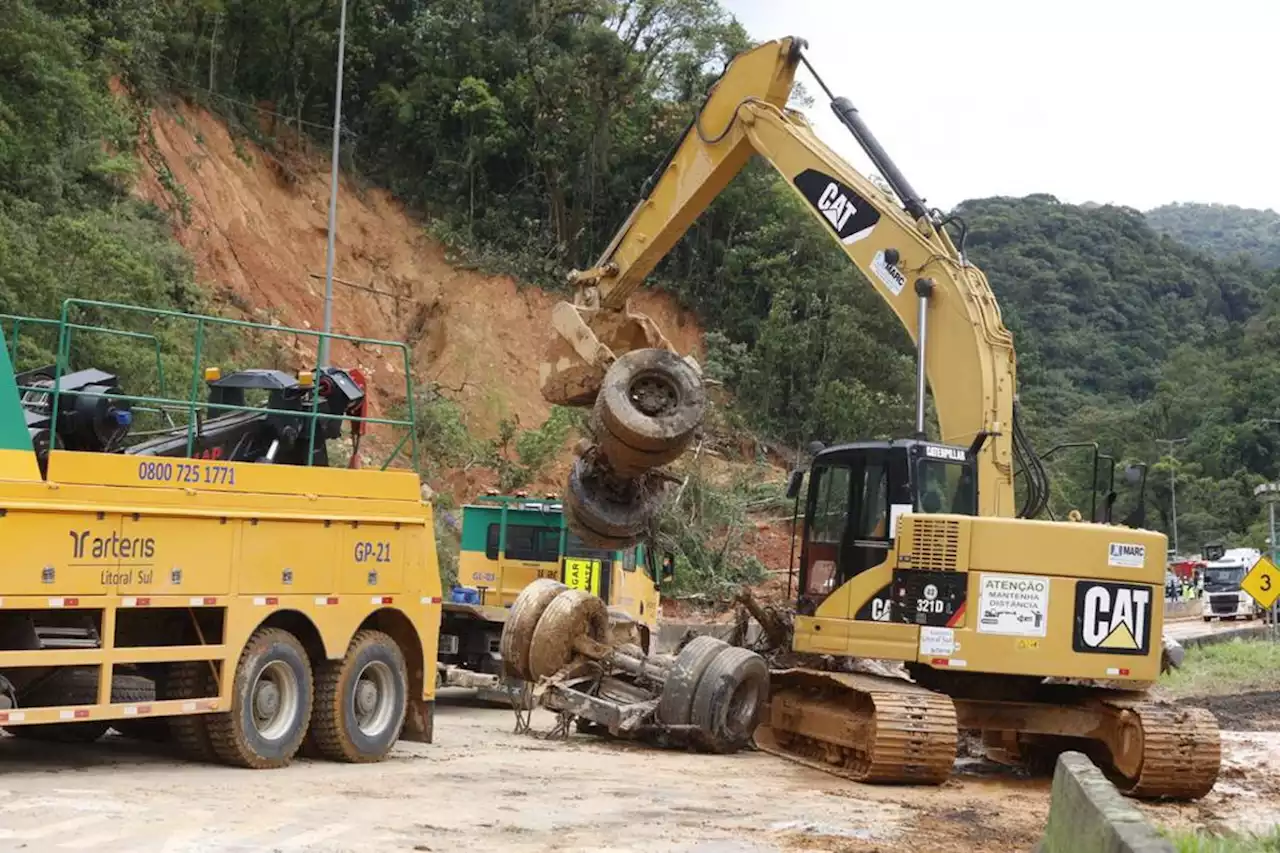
{"left": 1201, "top": 546, "right": 1264, "bottom": 621}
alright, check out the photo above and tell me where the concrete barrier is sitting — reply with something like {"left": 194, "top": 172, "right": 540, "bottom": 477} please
{"left": 1036, "top": 752, "right": 1172, "bottom": 853}
{"left": 1164, "top": 600, "right": 1201, "bottom": 620}
{"left": 1180, "top": 623, "right": 1271, "bottom": 649}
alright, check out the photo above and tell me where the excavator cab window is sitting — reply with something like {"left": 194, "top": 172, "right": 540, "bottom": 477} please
{"left": 913, "top": 457, "right": 978, "bottom": 516}
{"left": 798, "top": 445, "right": 910, "bottom": 612}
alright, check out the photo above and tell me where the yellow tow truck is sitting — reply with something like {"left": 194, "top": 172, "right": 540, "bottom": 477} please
{"left": 0, "top": 301, "right": 441, "bottom": 767}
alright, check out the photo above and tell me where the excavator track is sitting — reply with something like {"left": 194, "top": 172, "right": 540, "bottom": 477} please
{"left": 753, "top": 669, "right": 957, "bottom": 784}
{"left": 1098, "top": 697, "right": 1221, "bottom": 800}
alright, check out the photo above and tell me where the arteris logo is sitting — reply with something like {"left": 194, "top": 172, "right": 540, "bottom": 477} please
{"left": 69, "top": 530, "right": 156, "bottom": 562}
{"left": 793, "top": 169, "right": 881, "bottom": 245}
{"left": 1072, "top": 581, "right": 1152, "bottom": 655}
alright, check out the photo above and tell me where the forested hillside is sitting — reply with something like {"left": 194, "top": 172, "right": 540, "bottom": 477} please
{"left": 962, "top": 196, "right": 1280, "bottom": 550}
{"left": 1147, "top": 202, "right": 1280, "bottom": 269}
{"left": 5, "top": 0, "right": 1280, "bottom": 559}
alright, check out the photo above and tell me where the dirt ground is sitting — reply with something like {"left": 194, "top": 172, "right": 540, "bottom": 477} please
{"left": 1, "top": 690, "right": 1276, "bottom": 853}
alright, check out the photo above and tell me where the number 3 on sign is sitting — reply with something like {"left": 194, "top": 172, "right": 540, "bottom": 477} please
{"left": 1241, "top": 556, "right": 1280, "bottom": 610}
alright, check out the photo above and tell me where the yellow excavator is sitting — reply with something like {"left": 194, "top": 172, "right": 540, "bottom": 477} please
{"left": 539, "top": 36, "right": 1220, "bottom": 798}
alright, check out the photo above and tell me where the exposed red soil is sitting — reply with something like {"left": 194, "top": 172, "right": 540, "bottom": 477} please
{"left": 131, "top": 97, "right": 702, "bottom": 500}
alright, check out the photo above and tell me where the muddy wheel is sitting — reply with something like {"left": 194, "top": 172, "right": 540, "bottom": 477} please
{"left": 308, "top": 630, "right": 408, "bottom": 763}
{"left": 159, "top": 661, "right": 219, "bottom": 762}
{"left": 593, "top": 399, "right": 685, "bottom": 476}
{"left": 564, "top": 456, "right": 658, "bottom": 550}
{"left": 527, "top": 589, "right": 610, "bottom": 680}
{"left": 206, "top": 628, "right": 313, "bottom": 769}
{"left": 597, "top": 349, "right": 705, "bottom": 454}
{"left": 657, "top": 636, "right": 729, "bottom": 726}
{"left": 690, "top": 646, "right": 769, "bottom": 754}
{"left": 500, "top": 578, "right": 568, "bottom": 681}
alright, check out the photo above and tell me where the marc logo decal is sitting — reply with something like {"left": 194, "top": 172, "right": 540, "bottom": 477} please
{"left": 1072, "top": 581, "right": 1152, "bottom": 655}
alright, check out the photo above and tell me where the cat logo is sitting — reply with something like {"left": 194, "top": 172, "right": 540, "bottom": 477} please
{"left": 1072, "top": 581, "right": 1152, "bottom": 656}
{"left": 793, "top": 169, "right": 881, "bottom": 245}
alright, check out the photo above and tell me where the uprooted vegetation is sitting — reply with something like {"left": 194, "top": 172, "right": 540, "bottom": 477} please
{"left": 653, "top": 451, "right": 791, "bottom": 603}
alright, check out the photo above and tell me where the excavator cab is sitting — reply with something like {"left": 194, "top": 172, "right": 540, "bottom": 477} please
{"left": 794, "top": 439, "right": 976, "bottom": 614}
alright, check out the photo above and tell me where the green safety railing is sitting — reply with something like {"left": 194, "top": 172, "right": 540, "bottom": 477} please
{"left": 4, "top": 313, "right": 176, "bottom": 427}
{"left": 36, "top": 299, "right": 418, "bottom": 473}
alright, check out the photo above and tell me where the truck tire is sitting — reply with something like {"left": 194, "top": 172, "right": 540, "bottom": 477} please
{"left": 500, "top": 579, "right": 568, "bottom": 681}
{"left": 690, "top": 646, "right": 769, "bottom": 754}
{"left": 527, "top": 589, "right": 610, "bottom": 680}
{"left": 5, "top": 670, "right": 154, "bottom": 744}
{"left": 308, "top": 630, "right": 408, "bottom": 763}
{"left": 564, "top": 457, "right": 658, "bottom": 550}
{"left": 596, "top": 349, "right": 704, "bottom": 454}
{"left": 657, "top": 636, "right": 729, "bottom": 726}
{"left": 206, "top": 628, "right": 313, "bottom": 769}
{"left": 159, "top": 661, "right": 218, "bottom": 762}
{"left": 591, "top": 398, "right": 685, "bottom": 476}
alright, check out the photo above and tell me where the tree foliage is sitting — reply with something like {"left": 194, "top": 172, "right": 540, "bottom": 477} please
{"left": 963, "top": 195, "right": 1280, "bottom": 552}
{"left": 0, "top": 0, "right": 214, "bottom": 394}
{"left": 10, "top": 0, "right": 1280, "bottom": 561}
{"left": 1147, "top": 202, "right": 1280, "bottom": 270}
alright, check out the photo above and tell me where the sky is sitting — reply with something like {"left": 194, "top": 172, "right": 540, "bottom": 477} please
{"left": 720, "top": 0, "right": 1278, "bottom": 213}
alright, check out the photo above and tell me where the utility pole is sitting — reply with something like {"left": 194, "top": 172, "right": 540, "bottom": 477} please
{"left": 319, "top": 0, "right": 348, "bottom": 368}
{"left": 1156, "top": 438, "right": 1188, "bottom": 558}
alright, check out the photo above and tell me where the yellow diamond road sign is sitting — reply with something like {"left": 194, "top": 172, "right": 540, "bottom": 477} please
{"left": 1242, "top": 555, "right": 1280, "bottom": 610}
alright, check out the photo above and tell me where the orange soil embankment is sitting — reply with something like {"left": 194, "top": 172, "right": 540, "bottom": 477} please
{"left": 132, "top": 98, "right": 703, "bottom": 498}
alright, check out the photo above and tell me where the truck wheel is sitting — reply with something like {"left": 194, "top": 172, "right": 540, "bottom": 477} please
{"left": 206, "top": 628, "right": 313, "bottom": 769}
{"left": 308, "top": 630, "right": 408, "bottom": 763}
{"left": 527, "top": 589, "right": 610, "bottom": 680}
{"left": 500, "top": 578, "right": 568, "bottom": 681}
{"left": 4, "top": 670, "right": 153, "bottom": 744}
{"left": 159, "top": 661, "right": 218, "bottom": 762}
{"left": 657, "top": 636, "right": 729, "bottom": 726}
{"left": 690, "top": 646, "right": 769, "bottom": 754}
{"left": 592, "top": 397, "right": 686, "bottom": 476}
{"left": 564, "top": 457, "right": 658, "bottom": 549}
{"left": 596, "top": 349, "right": 704, "bottom": 454}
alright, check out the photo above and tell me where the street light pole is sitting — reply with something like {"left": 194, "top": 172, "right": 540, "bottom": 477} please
{"left": 1156, "top": 438, "right": 1188, "bottom": 558}
{"left": 319, "top": 0, "right": 348, "bottom": 368}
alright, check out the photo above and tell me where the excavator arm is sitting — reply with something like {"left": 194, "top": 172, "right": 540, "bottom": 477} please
{"left": 545, "top": 36, "right": 1020, "bottom": 544}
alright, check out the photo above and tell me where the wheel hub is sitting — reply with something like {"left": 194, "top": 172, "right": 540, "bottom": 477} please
{"left": 249, "top": 660, "right": 299, "bottom": 741}
{"left": 353, "top": 660, "right": 398, "bottom": 737}
{"left": 355, "top": 679, "right": 378, "bottom": 715}
{"left": 629, "top": 373, "right": 678, "bottom": 417}
{"left": 255, "top": 681, "right": 280, "bottom": 718}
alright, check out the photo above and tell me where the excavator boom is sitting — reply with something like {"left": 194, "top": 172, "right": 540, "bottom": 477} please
{"left": 544, "top": 37, "right": 1018, "bottom": 521}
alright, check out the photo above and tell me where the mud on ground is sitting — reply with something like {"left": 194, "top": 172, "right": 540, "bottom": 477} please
{"left": 0, "top": 689, "right": 1276, "bottom": 853}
